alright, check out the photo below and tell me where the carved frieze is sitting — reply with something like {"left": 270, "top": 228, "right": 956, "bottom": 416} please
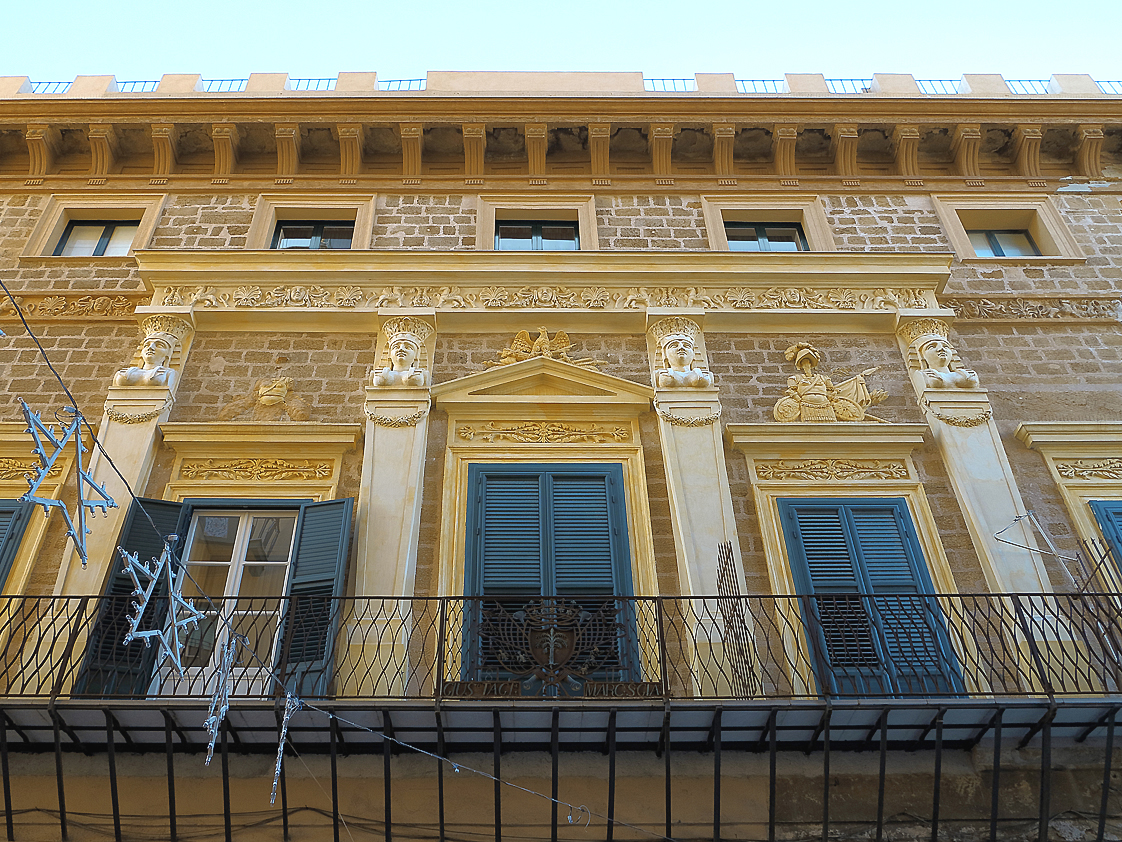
{"left": 0, "top": 295, "right": 138, "bottom": 319}
{"left": 457, "top": 421, "right": 629, "bottom": 444}
{"left": 943, "top": 297, "right": 1121, "bottom": 321}
{"left": 1055, "top": 458, "right": 1122, "bottom": 481}
{"left": 153, "top": 283, "right": 937, "bottom": 313}
{"left": 755, "top": 459, "right": 909, "bottom": 481}
{"left": 181, "top": 459, "right": 331, "bottom": 481}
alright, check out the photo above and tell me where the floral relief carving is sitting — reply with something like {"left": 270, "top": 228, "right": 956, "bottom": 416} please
{"left": 943, "top": 297, "right": 1121, "bottom": 321}
{"left": 1055, "top": 459, "right": 1122, "bottom": 481}
{"left": 23, "top": 295, "right": 134, "bottom": 317}
{"left": 149, "top": 284, "right": 938, "bottom": 313}
{"left": 0, "top": 457, "right": 63, "bottom": 482}
{"left": 457, "top": 422, "right": 629, "bottom": 444}
{"left": 181, "top": 459, "right": 331, "bottom": 481}
{"left": 755, "top": 459, "right": 909, "bottom": 481}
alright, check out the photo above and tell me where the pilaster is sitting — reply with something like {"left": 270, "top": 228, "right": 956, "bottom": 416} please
{"left": 896, "top": 317, "right": 1050, "bottom": 594}
{"left": 651, "top": 124, "right": 674, "bottom": 176}
{"left": 54, "top": 312, "right": 196, "bottom": 596}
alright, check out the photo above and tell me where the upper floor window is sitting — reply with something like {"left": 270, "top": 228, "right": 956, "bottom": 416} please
{"left": 52, "top": 221, "right": 140, "bottom": 256}
{"left": 271, "top": 220, "right": 355, "bottom": 250}
{"left": 966, "top": 229, "right": 1040, "bottom": 258}
{"left": 495, "top": 220, "right": 579, "bottom": 251}
{"left": 724, "top": 221, "right": 808, "bottom": 252}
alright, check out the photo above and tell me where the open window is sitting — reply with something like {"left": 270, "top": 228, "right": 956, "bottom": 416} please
{"left": 74, "top": 496, "right": 353, "bottom": 698}
{"left": 778, "top": 497, "right": 963, "bottom": 697}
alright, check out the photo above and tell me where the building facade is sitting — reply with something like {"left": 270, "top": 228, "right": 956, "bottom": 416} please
{"left": 0, "top": 70, "right": 1119, "bottom": 840}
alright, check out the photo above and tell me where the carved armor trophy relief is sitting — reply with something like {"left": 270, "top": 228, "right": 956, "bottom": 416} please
{"left": 772, "top": 342, "right": 887, "bottom": 423}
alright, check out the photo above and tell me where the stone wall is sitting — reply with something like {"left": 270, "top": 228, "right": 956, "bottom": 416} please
{"left": 149, "top": 193, "right": 254, "bottom": 249}
{"left": 594, "top": 195, "right": 708, "bottom": 249}
{"left": 370, "top": 194, "right": 475, "bottom": 249}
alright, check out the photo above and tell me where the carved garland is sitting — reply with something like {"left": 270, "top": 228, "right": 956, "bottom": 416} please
{"left": 0, "top": 458, "right": 63, "bottom": 482}
{"left": 105, "top": 399, "right": 172, "bottom": 424}
{"left": 655, "top": 406, "right": 723, "bottom": 427}
{"left": 180, "top": 459, "right": 332, "bottom": 481}
{"left": 755, "top": 459, "right": 909, "bottom": 481}
{"left": 921, "top": 400, "right": 993, "bottom": 428}
{"left": 0, "top": 295, "right": 136, "bottom": 318}
{"left": 364, "top": 408, "right": 429, "bottom": 427}
{"left": 457, "top": 422, "right": 629, "bottom": 444}
{"left": 1055, "top": 458, "right": 1122, "bottom": 481}
{"left": 943, "top": 297, "right": 1121, "bottom": 321}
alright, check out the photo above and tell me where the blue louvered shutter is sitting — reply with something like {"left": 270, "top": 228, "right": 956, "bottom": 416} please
{"left": 275, "top": 498, "right": 353, "bottom": 697}
{"left": 552, "top": 474, "right": 617, "bottom": 594}
{"left": 0, "top": 500, "right": 32, "bottom": 593}
{"left": 479, "top": 474, "right": 542, "bottom": 595}
{"left": 780, "top": 498, "right": 961, "bottom": 696}
{"left": 1090, "top": 501, "right": 1122, "bottom": 567}
{"left": 74, "top": 498, "right": 188, "bottom": 696}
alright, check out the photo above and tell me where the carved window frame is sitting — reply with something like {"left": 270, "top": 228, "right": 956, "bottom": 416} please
{"left": 21, "top": 193, "right": 166, "bottom": 258}
{"left": 1015, "top": 423, "right": 1122, "bottom": 582}
{"left": 725, "top": 423, "right": 966, "bottom": 696}
{"left": 700, "top": 194, "right": 836, "bottom": 252}
{"left": 156, "top": 423, "right": 362, "bottom": 504}
{"left": 930, "top": 194, "right": 1085, "bottom": 263}
{"left": 244, "top": 193, "right": 376, "bottom": 250}
{"left": 475, "top": 194, "right": 599, "bottom": 250}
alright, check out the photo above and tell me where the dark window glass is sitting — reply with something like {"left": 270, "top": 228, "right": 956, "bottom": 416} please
{"left": 271, "top": 221, "right": 355, "bottom": 250}
{"left": 966, "top": 229, "right": 1040, "bottom": 257}
{"left": 495, "top": 220, "right": 578, "bottom": 251}
{"left": 725, "top": 222, "right": 808, "bottom": 252}
{"left": 53, "top": 221, "right": 140, "bottom": 256}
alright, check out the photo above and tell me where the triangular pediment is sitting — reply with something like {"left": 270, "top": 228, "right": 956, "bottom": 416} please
{"left": 431, "top": 356, "right": 653, "bottom": 411}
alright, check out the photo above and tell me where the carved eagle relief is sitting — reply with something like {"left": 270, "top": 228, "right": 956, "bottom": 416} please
{"left": 485, "top": 327, "right": 603, "bottom": 370}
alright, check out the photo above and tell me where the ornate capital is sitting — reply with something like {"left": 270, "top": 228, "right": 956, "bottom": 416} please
{"left": 141, "top": 314, "right": 193, "bottom": 345}
{"left": 648, "top": 316, "right": 702, "bottom": 346}
{"left": 896, "top": 318, "right": 950, "bottom": 348}
{"left": 382, "top": 315, "right": 433, "bottom": 344}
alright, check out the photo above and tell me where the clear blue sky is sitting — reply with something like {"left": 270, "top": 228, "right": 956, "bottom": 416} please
{"left": 3, "top": 0, "right": 1120, "bottom": 82}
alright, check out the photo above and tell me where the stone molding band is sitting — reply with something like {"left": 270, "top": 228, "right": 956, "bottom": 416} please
{"left": 105, "top": 399, "right": 172, "bottom": 424}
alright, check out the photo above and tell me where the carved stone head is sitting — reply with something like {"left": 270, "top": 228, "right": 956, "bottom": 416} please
{"left": 649, "top": 317, "right": 703, "bottom": 371}
{"left": 139, "top": 334, "right": 175, "bottom": 369}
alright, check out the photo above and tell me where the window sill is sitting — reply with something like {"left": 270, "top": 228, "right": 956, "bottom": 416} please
{"left": 958, "top": 256, "right": 1087, "bottom": 266}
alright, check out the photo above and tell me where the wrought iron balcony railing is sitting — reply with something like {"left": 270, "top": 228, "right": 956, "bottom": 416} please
{"left": 0, "top": 592, "right": 1120, "bottom": 702}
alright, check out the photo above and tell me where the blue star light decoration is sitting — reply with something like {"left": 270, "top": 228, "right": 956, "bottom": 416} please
{"left": 20, "top": 400, "right": 116, "bottom": 568}
{"left": 120, "top": 537, "right": 205, "bottom": 677}
{"left": 204, "top": 635, "right": 240, "bottom": 765}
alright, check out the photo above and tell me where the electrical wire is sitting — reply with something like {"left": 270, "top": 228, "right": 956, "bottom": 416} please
{"left": 0, "top": 282, "right": 680, "bottom": 842}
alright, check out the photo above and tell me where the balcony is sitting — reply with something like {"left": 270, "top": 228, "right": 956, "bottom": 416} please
{"left": 3, "top": 592, "right": 1120, "bottom": 703}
